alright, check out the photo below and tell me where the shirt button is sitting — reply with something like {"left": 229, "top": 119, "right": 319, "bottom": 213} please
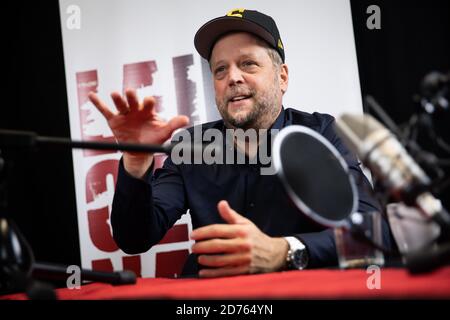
{"left": 249, "top": 203, "right": 255, "bottom": 208}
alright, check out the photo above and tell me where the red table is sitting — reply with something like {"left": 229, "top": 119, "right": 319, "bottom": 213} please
{"left": 2, "top": 266, "right": 450, "bottom": 300}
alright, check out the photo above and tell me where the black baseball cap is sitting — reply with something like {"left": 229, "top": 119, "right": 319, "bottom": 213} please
{"left": 194, "top": 8, "right": 285, "bottom": 63}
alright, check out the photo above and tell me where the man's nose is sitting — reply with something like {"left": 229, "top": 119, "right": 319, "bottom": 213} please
{"left": 227, "top": 65, "right": 244, "bottom": 86}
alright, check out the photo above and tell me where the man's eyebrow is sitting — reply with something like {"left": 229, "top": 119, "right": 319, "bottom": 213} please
{"left": 211, "top": 60, "right": 226, "bottom": 68}
{"left": 212, "top": 54, "right": 260, "bottom": 68}
{"left": 239, "top": 53, "right": 258, "bottom": 60}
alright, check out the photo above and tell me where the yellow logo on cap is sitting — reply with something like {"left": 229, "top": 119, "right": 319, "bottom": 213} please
{"left": 278, "top": 39, "right": 284, "bottom": 50}
{"left": 226, "top": 8, "right": 245, "bottom": 18}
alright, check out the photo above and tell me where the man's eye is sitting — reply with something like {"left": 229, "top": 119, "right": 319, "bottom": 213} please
{"left": 214, "top": 66, "right": 225, "bottom": 74}
{"left": 243, "top": 61, "right": 256, "bottom": 67}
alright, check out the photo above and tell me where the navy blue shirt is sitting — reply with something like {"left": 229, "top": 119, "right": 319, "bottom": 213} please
{"left": 111, "top": 107, "right": 389, "bottom": 274}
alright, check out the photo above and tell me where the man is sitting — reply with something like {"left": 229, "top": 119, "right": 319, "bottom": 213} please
{"left": 89, "top": 9, "right": 390, "bottom": 277}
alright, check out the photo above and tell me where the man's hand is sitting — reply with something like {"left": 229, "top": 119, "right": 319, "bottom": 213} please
{"left": 191, "top": 200, "right": 289, "bottom": 278}
{"left": 88, "top": 89, "right": 189, "bottom": 178}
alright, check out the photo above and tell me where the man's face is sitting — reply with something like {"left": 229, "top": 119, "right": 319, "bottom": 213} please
{"left": 210, "top": 32, "right": 288, "bottom": 129}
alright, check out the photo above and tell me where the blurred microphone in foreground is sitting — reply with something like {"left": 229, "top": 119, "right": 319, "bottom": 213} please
{"left": 335, "top": 112, "right": 450, "bottom": 273}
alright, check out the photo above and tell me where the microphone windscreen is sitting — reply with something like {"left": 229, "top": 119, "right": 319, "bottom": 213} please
{"left": 274, "top": 125, "right": 357, "bottom": 227}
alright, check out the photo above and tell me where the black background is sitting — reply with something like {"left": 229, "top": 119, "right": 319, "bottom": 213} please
{"left": 2, "top": 0, "right": 449, "bottom": 267}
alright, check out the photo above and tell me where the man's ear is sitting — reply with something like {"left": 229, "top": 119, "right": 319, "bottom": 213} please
{"left": 280, "top": 64, "right": 289, "bottom": 94}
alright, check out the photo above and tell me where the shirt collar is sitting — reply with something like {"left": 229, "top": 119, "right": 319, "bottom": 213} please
{"left": 270, "top": 106, "right": 286, "bottom": 130}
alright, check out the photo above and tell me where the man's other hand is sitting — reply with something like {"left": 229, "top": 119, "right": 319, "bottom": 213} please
{"left": 191, "top": 200, "right": 289, "bottom": 277}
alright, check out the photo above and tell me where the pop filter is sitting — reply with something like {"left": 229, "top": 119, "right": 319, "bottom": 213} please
{"left": 273, "top": 125, "right": 358, "bottom": 228}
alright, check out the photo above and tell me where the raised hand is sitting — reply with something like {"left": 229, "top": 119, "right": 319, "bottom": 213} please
{"left": 88, "top": 89, "right": 189, "bottom": 177}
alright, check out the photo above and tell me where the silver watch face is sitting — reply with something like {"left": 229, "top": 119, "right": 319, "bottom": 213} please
{"left": 292, "top": 248, "right": 308, "bottom": 269}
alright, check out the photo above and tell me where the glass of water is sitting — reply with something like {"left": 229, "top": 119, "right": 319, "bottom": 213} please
{"left": 334, "top": 211, "right": 385, "bottom": 269}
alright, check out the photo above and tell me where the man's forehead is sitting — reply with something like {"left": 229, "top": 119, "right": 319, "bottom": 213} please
{"left": 210, "top": 32, "right": 270, "bottom": 64}
{"left": 212, "top": 32, "right": 267, "bottom": 50}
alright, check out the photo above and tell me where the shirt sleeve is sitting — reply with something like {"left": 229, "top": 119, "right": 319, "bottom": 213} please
{"left": 295, "top": 229, "right": 337, "bottom": 268}
{"left": 110, "top": 157, "right": 187, "bottom": 254}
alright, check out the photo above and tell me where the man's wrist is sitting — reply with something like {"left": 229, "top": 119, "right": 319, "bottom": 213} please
{"left": 283, "top": 236, "right": 309, "bottom": 270}
{"left": 123, "top": 153, "right": 154, "bottom": 179}
{"left": 271, "top": 237, "right": 290, "bottom": 272}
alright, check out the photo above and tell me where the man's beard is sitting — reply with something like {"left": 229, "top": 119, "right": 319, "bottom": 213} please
{"left": 216, "top": 78, "right": 281, "bottom": 130}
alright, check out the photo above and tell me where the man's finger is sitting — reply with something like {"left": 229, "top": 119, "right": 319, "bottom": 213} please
{"left": 218, "top": 200, "right": 249, "bottom": 225}
{"left": 142, "top": 96, "right": 157, "bottom": 116}
{"left": 88, "top": 92, "right": 115, "bottom": 120}
{"left": 125, "top": 89, "right": 140, "bottom": 112}
{"left": 191, "top": 224, "right": 247, "bottom": 241}
{"left": 166, "top": 115, "right": 189, "bottom": 134}
{"left": 198, "top": 252, "right": 251, "bottom": 268}
{"left": 191, "top": 238, "right": 251, "bottom": 254}
{"left": 111, "top": 91, "right": 129, "bottom": 115}
{"left": 199, "top": 265, "right": 249, "bottom": 278}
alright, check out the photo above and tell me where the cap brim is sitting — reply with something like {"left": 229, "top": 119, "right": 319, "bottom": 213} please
{"left": 194, "top": 16, "right": 276, "bottom": 61}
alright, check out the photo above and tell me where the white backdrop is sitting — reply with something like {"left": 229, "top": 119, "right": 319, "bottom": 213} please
{"left": 59, "top": 0, "right": 363, "bottom": 278}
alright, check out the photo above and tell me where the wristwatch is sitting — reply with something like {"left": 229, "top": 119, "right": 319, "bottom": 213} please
{"left": 284, "top": 236, "right": 309, "bottom": 270}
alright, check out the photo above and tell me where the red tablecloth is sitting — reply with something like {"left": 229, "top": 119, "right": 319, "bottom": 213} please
{"left": 2, "top": 267, "right": 450, "bottom": 300}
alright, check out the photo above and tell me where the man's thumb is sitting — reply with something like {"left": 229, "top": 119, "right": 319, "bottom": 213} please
{"left": 218, "top": 200, "right": 248, "bottom": 224}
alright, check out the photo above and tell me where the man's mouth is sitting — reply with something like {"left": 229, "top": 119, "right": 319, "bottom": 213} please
{"left": 229, "top": 94, "right": 252, "bottom": 103}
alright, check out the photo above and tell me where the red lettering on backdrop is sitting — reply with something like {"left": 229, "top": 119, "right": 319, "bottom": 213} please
{"left": 92, "top": 256, "right": 142, "bottom": 277}
{"left": 87, "top": 207, "right": 118, "bottom": 252}
{"left": 173, "top": 54, "right": 199, "bottom": 124}
{"left": 78, "top": 59, "right": 195, "bottom": 276}
{"left": 158, "top": 224, "right": 188, "bottom": 245}
{"left": 155, "top": 250, "right": 189, "bottom": 278}
{"left": 76, "top": 70, "right": 118, "bottom": 157}
{"left": 123, "top": 61, "right": 163, "bottom": 113}
{"left": 92, "top": 259, "right": 113, "bottom": 272}
{"left": 122, "top": 256, "right": 142, "bottom": 277}
{"left": 86, "top": 159, "right": 119, "bottom": 252}
{"left": 85, "top": 159, "right": 118, "bottom": 203}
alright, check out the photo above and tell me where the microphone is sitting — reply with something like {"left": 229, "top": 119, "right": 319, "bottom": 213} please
{"left": 32, "top": 263, "right": 136, "bottom": 285}
{"left": 334, "top": 114, "right": 450, "bottom": 237}
{"left": 403, "top": 242, "right": 450, "bottom": 274}
{"left": 0, "top": 129, "right": 171, "bottom": 154}
{"left": 272, "top": 125, "right": 391, "bottom": 256}
{"left": 0, "top": 128, "right": 186, "bottom": 295}
{"left": 0, "top": 128, "right": 207, "bottom": 159}
{"left": 419, "top": 71, "right": 449, "bottom": 113}
{"left": 421, "top": 71, "right": 449, "bottom": 95}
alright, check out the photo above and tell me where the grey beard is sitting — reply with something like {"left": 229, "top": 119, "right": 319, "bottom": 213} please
{"left": 216, "top": 90, "right": 281, "bottom": 130}
{"left": 223, "top": 103, "right": 261, "bottom": 129}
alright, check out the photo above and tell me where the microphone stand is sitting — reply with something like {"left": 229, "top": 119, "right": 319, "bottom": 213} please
{"left": 0, "top": 129, "right": 170, "bottom": 298}
{"left": 363, "top": 96, "right": 450, "bottom": 273}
